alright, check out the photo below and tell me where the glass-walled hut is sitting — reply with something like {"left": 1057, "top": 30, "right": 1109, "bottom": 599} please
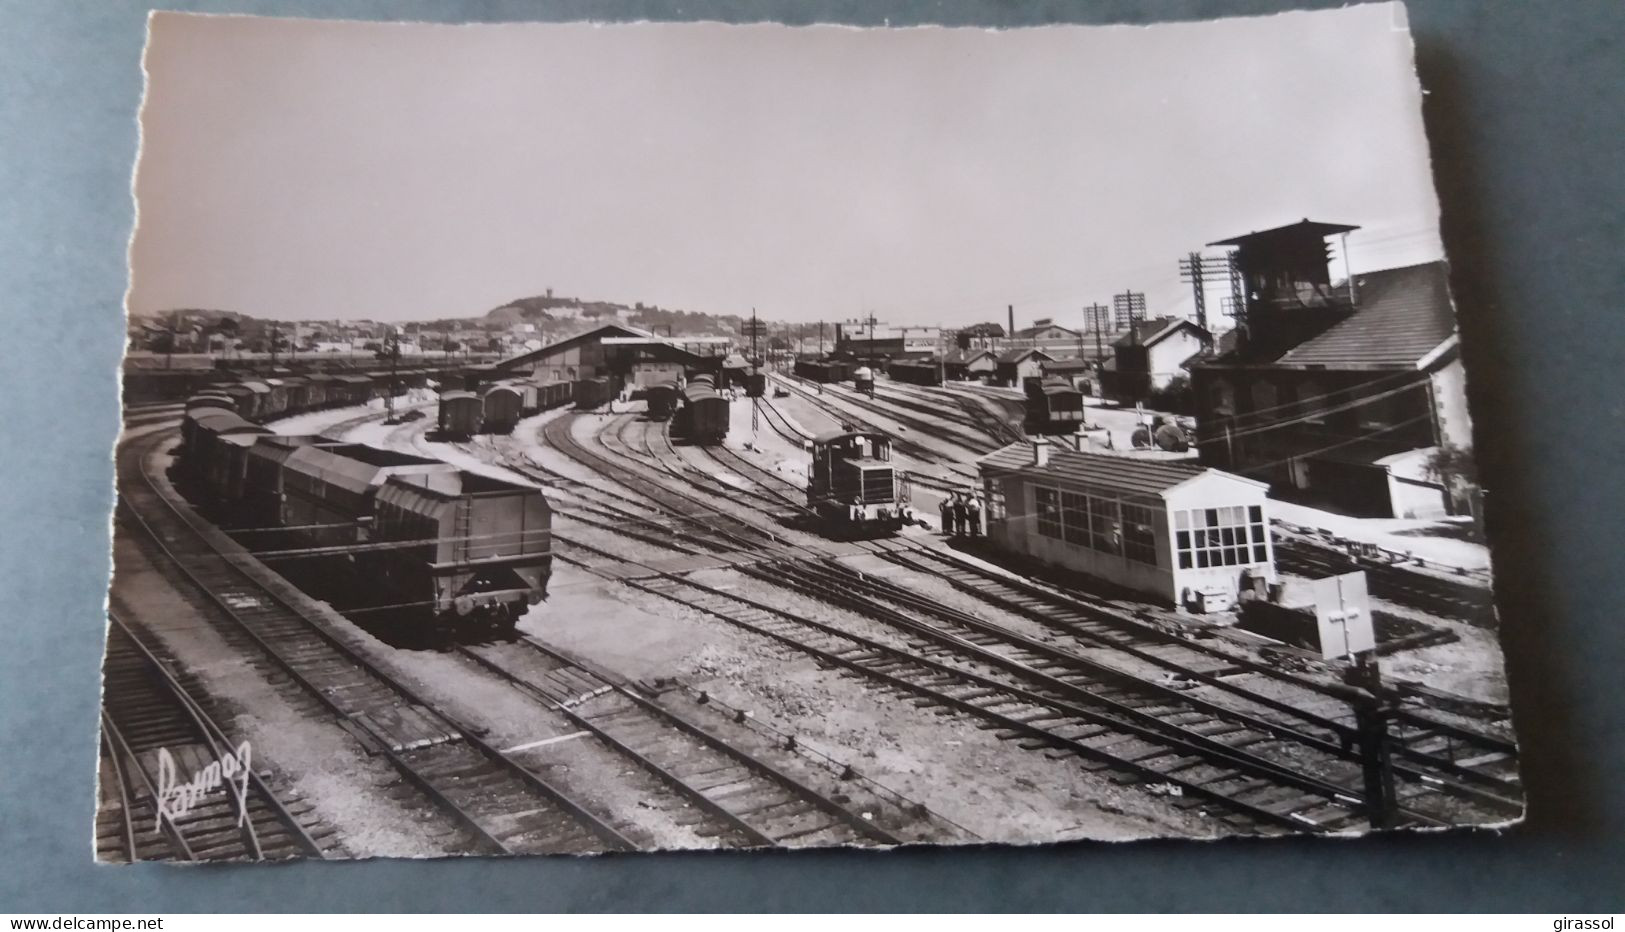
{"left": 978, "top": 438, "right": 1277, "bottom": 611}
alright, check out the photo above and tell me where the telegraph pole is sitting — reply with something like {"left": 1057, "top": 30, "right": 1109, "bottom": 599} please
{"left": 1114, "top": 290, "right": 1146, "bottom": 343}
{"left": 269, "top": 322, "right": 279, "bottom": 366}
{"left": 1085, "top": 302, "right": 1109, "bottom": 364}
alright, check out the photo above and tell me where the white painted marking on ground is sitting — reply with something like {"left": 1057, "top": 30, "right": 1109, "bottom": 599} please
{"left": 502, "top": 731, "right": 591, "bottom": 753}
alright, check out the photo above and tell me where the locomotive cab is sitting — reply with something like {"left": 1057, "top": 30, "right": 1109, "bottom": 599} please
{"left": 807, "top": 429, "right": 913, "bottom": 534}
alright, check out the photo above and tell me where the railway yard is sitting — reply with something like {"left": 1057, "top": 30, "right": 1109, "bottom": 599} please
{"left": 102, "top": 369, "right": 1520, "bottom": 861}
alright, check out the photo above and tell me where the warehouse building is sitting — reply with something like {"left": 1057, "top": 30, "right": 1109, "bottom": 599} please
{"left": 994, "top": 347, "right": 1054, "bottom": 387}
{"left": 978, "top": 437, "right": 1275, "bottom": 611}
{"left": 942, "top": 348, "right": 997, "bottom": 382}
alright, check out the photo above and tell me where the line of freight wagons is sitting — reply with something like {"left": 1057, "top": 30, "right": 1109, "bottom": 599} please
{"left": 179, "top": 404, "right": 552, "bottom": 637}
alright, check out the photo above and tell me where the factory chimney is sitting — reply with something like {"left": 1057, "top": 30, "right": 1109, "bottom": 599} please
{"left": 1030, "top": 436, "right": 1051, "bottom": 468}
{"left": 1007, "top": 304, "right": 1015, "bottom": 340}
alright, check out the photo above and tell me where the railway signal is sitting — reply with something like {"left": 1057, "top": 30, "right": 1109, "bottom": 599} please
{"left": 1315, "top": 571, "right": 1397, "bottom": 829}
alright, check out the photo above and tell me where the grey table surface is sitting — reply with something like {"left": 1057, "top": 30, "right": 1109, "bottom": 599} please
{"left": 1, "top": 0, "right": 1620, "bottom": 913}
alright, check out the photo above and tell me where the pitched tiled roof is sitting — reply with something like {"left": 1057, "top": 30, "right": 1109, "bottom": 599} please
{"left": 978, "top": 440, "right": 1210, "bottom": 497}
{"left": 943, "top": 348, "right": 995, "bottom": 364}
{"left": 1114, "top": 317, "right": 1205, "bottom": 349}
{"left": 996, "top": 347, "right": 1053, "bottom": 364}
{"left": 1275, "top": 261, "right": 1455, "bottom": 369}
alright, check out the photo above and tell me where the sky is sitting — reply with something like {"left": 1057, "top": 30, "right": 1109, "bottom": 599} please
{"left": 129, "top": 4, "right": 1445, "bottom": 330}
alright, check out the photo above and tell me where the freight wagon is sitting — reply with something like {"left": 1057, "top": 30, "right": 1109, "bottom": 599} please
{"left": 793, "top": 359, "right": 852, "bottom": 384}
{"left": 1023, "top": 377, "right": 1085, "bottom": 436}
{"left": 574, "top": 377, "right": 611, "bottom": 411}
{"left": 646, "top": 380, "right": 679, "bottom": 421}
{"left": 367, "top": 469, "right": 553, "bottom": 634}
{"left": 888, "top": 359, "right": 944, "bottom": 387}
{"left": 675, "top": 383, "right": 729, "bottom": 444}
{"left": 437, "top": 391, "right": 482, "bottom": 438}
{"left": 180, "top": 410, "right": 555, "bottom": 638}
{"left": 480, "top": 384, "right": 524, "bottom": 435}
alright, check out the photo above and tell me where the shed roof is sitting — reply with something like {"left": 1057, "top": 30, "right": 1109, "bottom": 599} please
{"left": 494, "top": 324, "right": 650, "bottom": 371}
{"left": 1042, "top": 357, "right": 1098, "bottom": 374}
{"left": 1207, "top": 218, "right": 1361, "bottom": 247}
{"left": 1115, "top": 317, "right": 1206, "bottom": 349}
{"left": 996, "top": 348, "right": 1054, "bottom": 365}
{"left": 978, "top": 440, "right": 1262, "bottom": 497}
{"left": 943, "top": 348, "right": 996, "bottom": 365}
{"left": 1273, "top": 261, "right": 1456, "bottom": 370}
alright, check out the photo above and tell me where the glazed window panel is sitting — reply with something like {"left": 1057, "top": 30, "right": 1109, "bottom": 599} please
{"left": 984, "top": 479, "right": 1006, "bottom": 521}
{"left": 1035, "top": 486, "right": 1063, "bottom": 539}
{"left": 1174, "top": 506, "right": 1266, "bottom": 569}
{"left": 1120, "top": 502, "right": 1158, "bottom": 565}
{"left": 1060, "top": 491, "right": 1091, "bottom": 545}
{"left": 1088, "top": 495, "right": 1120, "bottom": 553}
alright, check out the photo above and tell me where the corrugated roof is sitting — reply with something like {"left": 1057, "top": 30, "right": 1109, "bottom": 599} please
{"left": 1275, "top": 261, "right": 1455, "bottom": 369}
{"left": 978, "top": 440, "right": 1206, "bottom": 497}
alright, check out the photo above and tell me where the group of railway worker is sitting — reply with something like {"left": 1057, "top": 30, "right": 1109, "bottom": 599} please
{"left": 939, "top": 491, "right": 983, "bottom": 539}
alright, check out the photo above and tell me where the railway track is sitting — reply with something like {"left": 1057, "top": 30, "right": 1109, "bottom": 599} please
{"left": 458, "top": 636, "right": 910, "bottom": 848}
{"left": 768, "top": 374, "right": 980, "bottom": 484}
{"left": 628, "top": 570, "right": 1359, "bottom": 833}
{"left": 509, "top": 411, "right": 1515, "bottom": 833}
{"left": 876, "top": 381, "right": 1023, "bottom": 448}
{"left": 763, "top": 556, "right": 1521, "bottom": 820}
{"left": 114, "top": 429, "right": 639, "bottom": 856}
{"left": 98, "top": 612, "right": 333, "bottom": 862}
{"left": 1274, "top": 538, "right": 1496, "bottom": 626}
{"left": 880, "top": 548, "right": 1520, "bottom": 794}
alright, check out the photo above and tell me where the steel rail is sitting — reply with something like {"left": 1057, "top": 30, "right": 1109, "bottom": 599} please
{"left": 887, "top": 548, "right": 1520, "bottom": 791}
{"left": 779, "top": 559, "right": 1520, "bottom": 816}
{"left": 104, "top": 612, "right": 330, "bottom": 859}
{"left": 97, "top": 723, "right": 144, "bottom": 862}
{"left": 740, "top": 560, "right": 1441, "bottom": 829}
{"left": 626, "top": 573, "right": 1328, "bottom": 833}
{"left": 118, "top": 429, "right": 638, "bottom": 855}
{"left": 99, "top": 711, "right": 200, "bottom": 861}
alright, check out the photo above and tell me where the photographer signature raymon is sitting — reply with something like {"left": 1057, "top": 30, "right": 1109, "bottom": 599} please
{"left": 153, "top": 742, "right": 252, "bottom": 834}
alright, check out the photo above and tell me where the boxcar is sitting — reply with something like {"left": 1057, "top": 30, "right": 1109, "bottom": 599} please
{"left": 544, "top": 379, "right": 573, "bottom": 409}
{"left": 184, "top": 392, "right": 237, "bottom": 415}
{"left": 437, "top": 390, "right": 482, "bottom": 438}
{"left": 334, "top": 374, "right": 376, "bottom": 406}
{"left": 182, "top": 409, "right": 272, "bottom": 506}
{"left": 366, "top": 469, "right": 553, "bottom": 634}
{"left": 224, "top": 381, "right": 270, "bottom": 420}
{"left": 793, "top": 359, "right": 852, "bottom": 384}
{"left": 481, "top": 384, "right": 523, "bottom": 435}
{"left": 676, "top": 383, "right": 728, "bottom": 444}
{"left": 242, "top": 435, "right": 319, "bottom": 530}
{"left": 646, "top": 380, "right": 679, "bottom": 421}
{"left": 743, "top": 368, "right": 767, "bottom": 398}
{"left": 573, "top": 377, "right": 610, "bottom": 410}
{"left": 1023, "top": 377, "right": 1085, "bottom": 436}
{"left": 889, "top": 359, "right": 944, "bottom": 387}
{"left": 509, "top": 380, "right": 542, "bottom": 415}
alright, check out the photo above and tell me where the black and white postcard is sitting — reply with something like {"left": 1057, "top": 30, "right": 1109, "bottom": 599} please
{"left": 104, "top": 5, "right": 1520, "bottom": 861}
